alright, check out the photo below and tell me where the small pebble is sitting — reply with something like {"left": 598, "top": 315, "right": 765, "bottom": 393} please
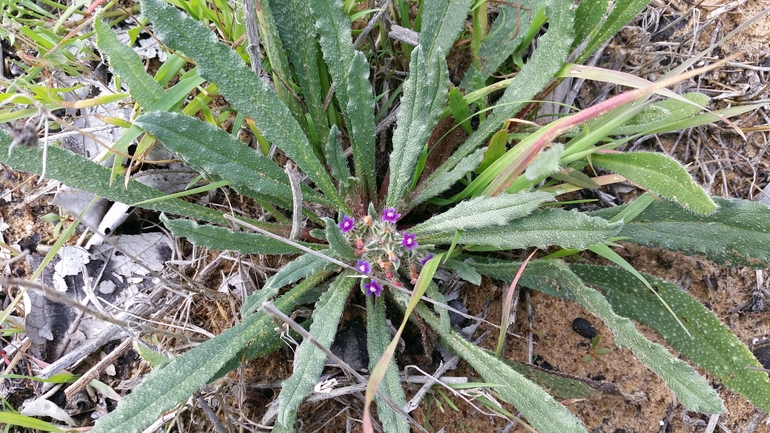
{"left": 572, "top": 317, "right": 597, "bottom": 339}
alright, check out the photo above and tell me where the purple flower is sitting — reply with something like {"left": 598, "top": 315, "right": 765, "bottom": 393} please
{"left": 401, "top": 232, "right": 418, "bottom": 251}
{"left": 356, "top": 260, "right": 371, "bottom": 274}
{"left": 382, "top": 207, "right": 401, "bottom": 223}
{"left": 420, "top": 254, "right": 434, "bottom": 266}
{"left": 338, "top": 215, "right": 355, "bottom": 233}
{"left": 364, "top": 280, "right": 383, "bottom": 297}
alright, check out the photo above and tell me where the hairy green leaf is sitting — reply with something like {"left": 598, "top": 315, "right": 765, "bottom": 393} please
{"left": 392, "top": 291, "right": 587, "bottom": 433}
{"left": 591, "top": 197, "right": 770, "bottom": 268}
{"left": 610, "top": 92, "right": 710, "bottom": 136}
{"left": 94, "top": 12, "right": 164, "bottom": 109}
{"left": 387, "top": 45, "right": 449, "bottom": 207}
{"left": 420, "top": 0, "right": 472, "bottom": 63}
{"left": 412, "top": 191, "right": 554, "bottom": 235}
{"left": 575, "top": 0, "right": 650, "bottom": 63}
{"left": 408, "top": 147, "right": 485, "bottom": 209}
{"left": 572, "top": 264, "right": 770, "bottom": 412}
{"left": 135, "top": 111, "right": 329, "bottom": 208}
{"left": 572, "top": 0, "right": 609, "bottom": 54}
{"left": 275, "top": 273, "right": 354, "bottom": 431}
{"left": 366, "top": 296, "right": 410, "bottom": 433}
{"left": 91, "top": 281, "right": 316, "bottom": 433}
{"left": 0, "top": 131, "right": 226, "bottom": 225}
{"left": 324, "top": 125, "right": 352, "bottom": 189}
{"left": 417, "top": 208, "right": 621, "bottom": 250}
{"left": 591, "top": 152, "right": 717, "bottom": 215}
{"left": 140, "top": 0, "right": 345, "bottom": 210}
{"left": 323, "top": 217, "right": 357, "bottom": 260}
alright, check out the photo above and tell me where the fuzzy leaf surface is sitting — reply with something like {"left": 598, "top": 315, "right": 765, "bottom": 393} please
{"left": 275, "top": 273, "right": 354, "bottom": 431}
{"left": 387, "top": 45, "right": 449, "bottom": 207}
{"left": 323, "top": 217, "right": 357, "bottom": 260}
{"left": 392, "top": 292, "right": 587, "bottom": 433}
{"left": 94, "top": 14, "right": 164, "bottom": 109}
{"left": 575, "top": 0, "right": 649, "bottom": 62}
{"left": 591, "top": 152, "right": 717, "bottom": 215}
{"left": 417, "top": 209, "right": 621, "bottom": 250}
{"left": 345, "top": 51, "right": 377, "bottom": 199}
{"left": 91, "top": 282, "right": 315, "bottom": 433}
{"left": 140, "top": 0, "right": 344, "bottom": 209}
{"left": 408, "top": 147, "right": 485, "bottom": 209}
{"left": 420, "top": 0, "right": 472, "bottom": 62}
{"left": 591, "top": 197, "right": 770, "bottom": 268}
{"left": 135, "top": 112, "right": 328, "bottom": 208}
{"left": 412, "top": 191, "right": 554, "bottom": 235}
{"left": 0, "top": 131, "right": 226, "bottom": 225}
{"left": 572, "top": 264, "right": 770, "bottom": 412}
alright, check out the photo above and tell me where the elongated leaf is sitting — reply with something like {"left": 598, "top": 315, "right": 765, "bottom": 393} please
{"left": 417, "top": 0, "right": 574, "bottom": 200}
{"left": 591, "top": 152, "right": 717, "bottom": 215}
{"left": 94, "top": 12, "right": 164, "bottom": 109}
{"left": 420, "top": 0, "right": 472, "bottom": 63}
{"left": 324, "top": 125, "right": 351, "bottom": 184}
{"left": 160, "top": 215, "right": 303, "bottom": 256}
{"left": 0, "top": 412, "right": 64, "bottom": 433}
{"left": 591, "top": 197, "right": 770, "bottom": 268}
{"left": 241, "top": 253, "right": 336, "bottom": 316}
{"left": 323, "top": 217, "right": 356, "bottom": 260}
{"left": 471, "top": 259, "right": 725, "bottom": 413}
{"left": 576, "top": 0, "right": 649, "bottom": 63}
{"left": 407, "top": 147, "right": 485, "bottom": 209}
{"left": 135, "top": 111, "right": 329, "bottom": 208}
{"left": 412, "top": 191, "right": 554, "bottom": 235}
{"left": 91, "top": 281, "right": 316, "bottom": 433}
{"left": 572, "top": 0, "right": 609, "bottom": 54}
{"left": 366, "top": 296, "right": 410, "bottom": 433}
{"left": 610, "top": 92, "right": 709, "bottom": 136}
{"left": 275, "top": 273, "right": 354, "bottom": 432}
{"left": 572, "top": 264, "right": 770, "bottom": 413}
{"left": 267, "top": 0, "right": 327, "bottom": 136}
{"left": 387, "top": 45, "right": 449, "bottom": 207}
{"left": 140, "top": 0, "right": 345, "bottom": 210}
{"left": 0, "top": 131, "right": 226, "bottom": 224}
{"left": 391, "top": 291, "right": 587, "bottom": 433}
{"left": 309, "top": 0, "right": 375, "bottom": 200}
{"left": 417, "top": 208, "right": 621, "bottom": 250}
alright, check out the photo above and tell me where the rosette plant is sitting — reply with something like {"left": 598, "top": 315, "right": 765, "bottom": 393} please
{"left": 2, "top": 0, "right": 770, "bottom": 432}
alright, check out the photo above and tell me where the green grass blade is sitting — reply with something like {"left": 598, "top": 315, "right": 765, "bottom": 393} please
{"left": 386, "top": 45, "right": 449, "bottom": 207}
{"left": 572, "top": 263, "right": 770, "bottom": 413}
{"left": 0, "top": 412, "right": 64, "bottom": 433}
{"left": 0, "top": 131, "right": 227, "bottom": 224}
{"left": 591, "top": 197, "right": 770, "bottom": 268}
{"left": 140, "top": 0, "right": 346, "bottom": 210}
{"left": 90, "top": 280, "right": 318, "bottom": 433}
{"left": 94, "top": 12, "right": 165, "bottom": 109}
{"left": 366, "top": 295, "right": 410, "bottom": 433}
{"left": 391, "top": 290, "right": 588, "bottom": 433}
{"left": 275, "top": 273, "right": 355, "bottom": 432}
{"left": 417, "top": 208, "right": 621, "bottom": 250}
{"left": 575, "top": 0, "right": 649, "bottom": 63}
{"left": 590, "top": 152, "right": 717, "bottom": 215}
{"left": 420, "top": 0, "right": 472, "bottom": 63}
{"left": 134, "top": 111, "right": 330, "bottom": 208}
{"left": 412, "top": 191, "right": 554, "bottom": 235}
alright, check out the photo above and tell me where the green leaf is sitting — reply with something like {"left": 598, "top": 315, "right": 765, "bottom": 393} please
{"left": 409, "top": 147, "right": 485, "bottom": 209}
{"left": 324, "top": 125, "right": 352, "bottom": 190}
{"left": 241, "top": 253, "right": 336, "bottom": 317}
{"left": 345, "top": 51, "right": 377, "bottom": 199}
{"left": 525, "top": 143, "right": 563, "bottom": 180}
{"left": 591, "top": 152, "right": 717, "bottom": 215}
{"left": 140, "top": 0, "right": 345, "bottom": 210}
{"left": 387, "top": 45, "right": 449, "bottom": 207}
{"left": 392, "top": 291, "right": 588, "bottom": 433}
{"left": 500, "top": 358, "right": 601, "bottom": 400}
{"left": 160, "top": 215, "right": 303, "bottom": 256}
{"left": 366, "top": 296, "right": 410, "bottom": 433}
{"left": 591, "top": 197, "right": 770, "bottom": 268}
{"left": 420, "top": 0, "right": 472, "bottom": 63}
{"left": 94, "top": 11, "right": 164, "bottom": 109}
{"left": 447, "top": 87, "right": 472, "bottom": 133}
{"left": 418, "top": 208, "right": 621, "bottom": 250}
{"left": 572, "top": 0, "right": 609, "bottom": 54}
{"left": 442, "top": 259, "right": 482, "bottom": 286}
{"left": 412, "top": 191, "right": 554, "bottom": 235}
{"left": 576, "top": 0, "right": 650, "bottom": 63}
{"left": 472, "top": 259, "right": 725, "bottom": 414}
{"left": 323, "top": 217, "right": 356, "bottom": 260}
{"left": 420, "top": 0, "right": 574, "bottom": 200}
{"left": 610, "top": 92, "right": 710, "bottom": 136}
{"left": 0, "top": 412, "right": 64, "bottom": 433}
{"left": 475, "top": 126, "right": 508, "bottom": 174}
{"left": 91, "top": 281, "right": 316, "bottom": 433}
{"left": 572, "top": 264, "right": 770, "bottom": 413}
{"left": 275, "top": 273, "right": 354, "bottom": 431}
{"left": 0, "top": 131, "right": 227, "bottom": 225}
{"left": 135, "top": 111, "right": 329, "bottom": 208}
{"left": 268, "top": 0, "right": 328, "bottom": 135}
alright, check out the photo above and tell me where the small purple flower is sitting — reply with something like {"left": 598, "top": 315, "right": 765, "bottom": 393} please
{"left": 356, "top": 259, "right": 371, "bottom": 274}
{"left": 338, "top": 215, "right": 355, "bottom": 233}
{"left": 401, "top": 232, "right": 418, "bottom": 251}
{"left": 382, "top": 207, "right": 401, "bottom": 223}
{"left": 364, "top": 280, "right": 383, "bottom": 297}
{"left": 420, "top": 254, "right": 434, "bottom": 266}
